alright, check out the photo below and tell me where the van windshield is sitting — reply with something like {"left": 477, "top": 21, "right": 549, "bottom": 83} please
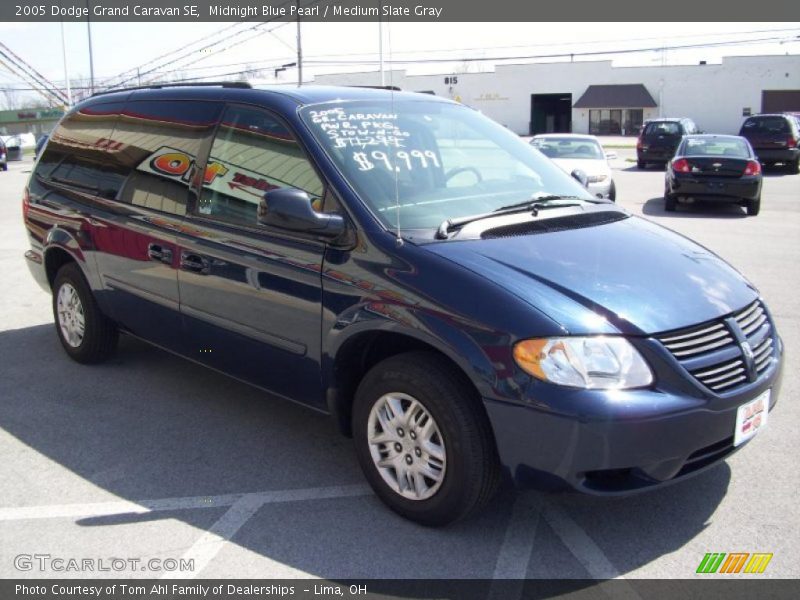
{"left": 299, "top": 100, "right": 593, "bottom": 231}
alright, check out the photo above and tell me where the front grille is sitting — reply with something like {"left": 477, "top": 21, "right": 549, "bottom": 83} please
{"left": 659, "top": 322, "right": 734, "bottom": 358}
{"left": 692, "top": 358, "right": 747, "bottom": 391}
{"left": 656, "top": 299, "right": 777, "bottom": 393}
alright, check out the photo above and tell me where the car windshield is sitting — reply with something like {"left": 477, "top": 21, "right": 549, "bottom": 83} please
{"left": 644, "top": 122, "right": 681, "bottom": 136}
{"left": 299, "top": 100, "right": 593, "bottom": 231}
{"left": 683, "top": 138, "right": 750, "bottom": 158}
{"left": 531, "top": 137, "right": 604, "bottom": 160}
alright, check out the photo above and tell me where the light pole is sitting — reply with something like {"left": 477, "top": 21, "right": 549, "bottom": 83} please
{"left": 378, "top": 2, "right": 385, "bottom": 86}
{"left": 86, "top": 0, "right": 95, "bottom": 94}
{"left": 296, "top": 0, "right": 302, "bottom": 86}
{"left": 60, "top": 21, "right": 72, "bottom": 106}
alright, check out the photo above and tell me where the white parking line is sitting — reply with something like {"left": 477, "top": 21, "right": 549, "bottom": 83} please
{"left": 0, "top": 484, "right": 372, "bottom": 522}
{"left": 488, "top": 493, "right": 542, "bottom": 600}
{"left": 161, "top": 493, "right": 268, "bottom": 580}
{"left": 543, "top": 503, "right": 642, "bottom": 600}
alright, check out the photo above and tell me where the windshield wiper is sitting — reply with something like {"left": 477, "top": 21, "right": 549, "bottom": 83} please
{"left": 435, "top": 195, "right": 584, "bottom": 240}
{"left": 493, "top": 195, "right": 583, "bottom": 212}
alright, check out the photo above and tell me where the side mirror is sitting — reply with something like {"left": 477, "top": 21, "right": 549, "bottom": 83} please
{"left": 258, "top": 188, "right": 345, "bottom": 239}
{"left": 570, "top": 169, "right": 589, "bottom": 189}
{"left": 604, "top": 150, "right": 618, "bottom": 160}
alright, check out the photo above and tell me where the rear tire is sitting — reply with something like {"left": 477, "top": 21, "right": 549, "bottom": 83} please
{"left": 788, "top": 159, "right": 800, "bottom": 175}
{"left": 352, "top": 351, "right": 500, "bottom": 526}
{"left": 664, "top": 187, "right": 676, "bottom": 212}
{"left": 636, "top": 160, "right": 645, "bottom": 169}
{"left": 746, "top": 197, "right": 761, "bottom": 216}
{"left": 52, "top": 262, "right": 118, "bottom": 364}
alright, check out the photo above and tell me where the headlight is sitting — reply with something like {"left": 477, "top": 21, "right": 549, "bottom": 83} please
{"left": 513, "top": 337, "right": 653, "bottom": 389}
{"left": 586, "top": 174, "right": 608, "bottom": 183}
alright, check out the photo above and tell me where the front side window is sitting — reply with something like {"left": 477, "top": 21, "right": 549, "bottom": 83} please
{"left": 198, "top": 105, "right": 324, "bottom": 227}
{"left": 300, "top": 100, "right": 592, "bottom": 231}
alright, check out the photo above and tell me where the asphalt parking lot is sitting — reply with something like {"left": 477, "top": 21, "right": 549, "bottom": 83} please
{"left": 0, "top": 151, "right": 798, "bottom": 583}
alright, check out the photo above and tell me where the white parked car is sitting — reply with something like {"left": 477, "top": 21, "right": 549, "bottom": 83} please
{"left": 530, "top": 134, "right": 617, "bottom": 201}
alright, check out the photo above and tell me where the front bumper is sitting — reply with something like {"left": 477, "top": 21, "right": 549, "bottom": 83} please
{"left": 486, "top": 336, "right": 783, "bottom": 494}
{"left": 587, "top": 179, "right": 613, "bottom": 199}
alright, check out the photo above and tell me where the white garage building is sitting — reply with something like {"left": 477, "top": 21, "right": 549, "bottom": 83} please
{"left": 312, "top": 54, "right": 800, "bottom": 136}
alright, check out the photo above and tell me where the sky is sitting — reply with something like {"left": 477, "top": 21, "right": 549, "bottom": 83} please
{"left": 0, "top": 21, "right": 798, "bottom": 105}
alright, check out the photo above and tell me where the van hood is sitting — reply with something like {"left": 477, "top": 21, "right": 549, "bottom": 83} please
{"left": 424, "top": 214, "right": 758, "bottom": 335}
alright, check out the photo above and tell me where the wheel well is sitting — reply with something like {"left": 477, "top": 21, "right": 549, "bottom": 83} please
{"left": 329, "top": 331, "right": 484, "bottom": 437}
{"left": 44, "top": 247, "right": 76, "bottom": 289}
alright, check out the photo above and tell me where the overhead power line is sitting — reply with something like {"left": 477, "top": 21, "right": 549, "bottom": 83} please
{"left": 1, "top": 31, "right": 797, "bottom": 94}
{"left": 105, "top": 0, "right": 311, "bottom": 90}
{"left": 0, "top": 43, "right": 69, "bottom": 105}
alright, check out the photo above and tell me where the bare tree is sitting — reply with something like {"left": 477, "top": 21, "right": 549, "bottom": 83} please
{"left": 0, "top": 88, "right": 22, "bottom": 110}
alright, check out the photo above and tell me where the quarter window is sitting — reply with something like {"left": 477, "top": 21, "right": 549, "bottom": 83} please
{"left": 111, "top": 100, "right": 223, "bottom": 216}
{"left": 36, "top": 101, "right": 127, "bottom": 199}
{"left": 198, "top": 105, "right": 324, "bottom": 227}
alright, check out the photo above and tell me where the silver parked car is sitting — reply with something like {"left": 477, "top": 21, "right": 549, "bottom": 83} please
{"left": 531, "top": 134, "right": 617, "bottom": 200}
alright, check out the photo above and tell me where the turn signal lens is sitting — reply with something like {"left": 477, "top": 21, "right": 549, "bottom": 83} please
{"left": 672, "top": 158, "right": 691, "bottom": 173}
{"left": 743, "top": 160, "right": 762, "bottom": 176}
{"left": 513, "top": 337, "right": 653, "bottom": 389}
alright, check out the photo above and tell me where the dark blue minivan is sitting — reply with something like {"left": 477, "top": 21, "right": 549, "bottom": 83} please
{"left": 23, "top": 83, "right": 783, "bottom": 525}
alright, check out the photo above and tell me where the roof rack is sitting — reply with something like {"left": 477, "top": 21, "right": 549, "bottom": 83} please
{"left": 92, "top": 81, "right": 252, "bottom": 97}
{"left": 348, "top": 85, "right": 402, "bottom": 91}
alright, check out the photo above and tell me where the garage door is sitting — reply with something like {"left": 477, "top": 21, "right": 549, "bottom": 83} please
{"left": 762, "top": 90, "right": 800, "bottom": 113}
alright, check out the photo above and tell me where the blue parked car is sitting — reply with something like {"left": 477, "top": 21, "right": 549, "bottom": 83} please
{"left": 23, "top": 83, "right": 783, "bottom": 525}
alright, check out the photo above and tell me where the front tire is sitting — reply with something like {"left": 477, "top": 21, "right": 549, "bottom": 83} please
{"left": 636, "top": 160, "right": 645, "bottom": 169}
{"left": 608, "top": 180, "right": 616, "bottom": 202}
{"left": 352, "top": 351, "right": 500, "bottom": 526}
{"left": 53, "top": 263, "right": 118, "bottom": 363}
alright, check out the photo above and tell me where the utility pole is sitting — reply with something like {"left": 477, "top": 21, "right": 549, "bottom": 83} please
{"left": 86, "top": 0, "right": 95, "bottom": 94}
{"left": 296, "top": 0, "right": 302, "bottom": 86}
{"left": 60, "top": 21, "right": 72, "bottom": 106}
{"left": 378, "top": 2, "right": 385, "bottom": 86}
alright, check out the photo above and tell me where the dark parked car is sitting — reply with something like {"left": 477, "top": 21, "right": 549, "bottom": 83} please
{"left": 664, "top": 135, "right": 763, "bottom": 215}
{"left": 738, "top": 114, "right": 800, "bottom": 173}
{"left": 34, "top": 134, "right": 49, "bottom": 161}
{"left": 23, "top": 84, "right": 782, "bottom": 525}
{"left": 0, "top": 138, "right": 7, "bottom": 171}
{"left": 637, "top": 118, "right": 699, "bottom": 168}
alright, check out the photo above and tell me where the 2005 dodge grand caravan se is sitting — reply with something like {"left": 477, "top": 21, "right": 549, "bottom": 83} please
{"left": 24, "top": 83, "right": 783, "bottom": 525}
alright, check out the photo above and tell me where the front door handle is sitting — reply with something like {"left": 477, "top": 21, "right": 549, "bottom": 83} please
{"left": 180, "top": 252, "right": 210, "bottom": 275}
{"left": 147, "top": 243, "right": 173, "bottom": 264}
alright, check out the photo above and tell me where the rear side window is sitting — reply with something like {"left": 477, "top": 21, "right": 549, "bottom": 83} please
{"left": 644, "top": 122, "right": 681, "bottom": 136}
{"left": 110, "top": 100, "right": 223, "bottom": 216}
{"left": 197, "top": 105, "right": 324, "bottom": 227}
{"left": 741, "top": 117, "right": 790, "bottom": 134}
{"left": 35, "top": 101, "right": 127, "bottom": 198}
